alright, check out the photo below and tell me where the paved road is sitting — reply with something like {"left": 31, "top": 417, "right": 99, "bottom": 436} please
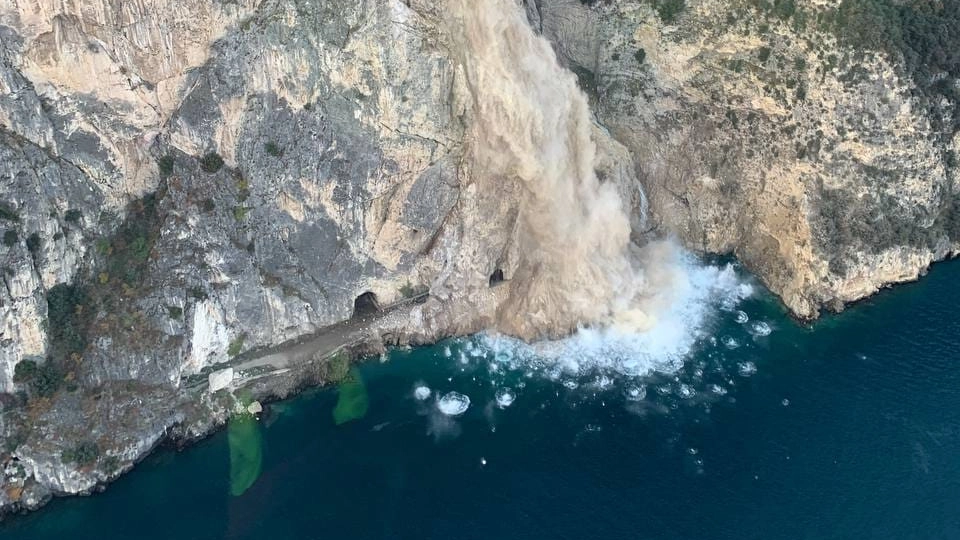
{"left": 226, "top": 292, "right": 428, "bottom": 376}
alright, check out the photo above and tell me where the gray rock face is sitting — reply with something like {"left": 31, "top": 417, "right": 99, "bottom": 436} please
{"left": 0, "top": 0, "right": 958, "bottom": 516}
{"left": 2, "top": 0, "right": 469, "bottom": 394}
{"left": 0, "top": 129, "right": 106, "bottom": 391}
{"left": 528, "top": 0, "right": 959, "bottom": 316}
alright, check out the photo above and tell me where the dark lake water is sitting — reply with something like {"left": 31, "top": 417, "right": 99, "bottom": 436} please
{"left": 4, "top": 257, "right": 960, "bottom": 540}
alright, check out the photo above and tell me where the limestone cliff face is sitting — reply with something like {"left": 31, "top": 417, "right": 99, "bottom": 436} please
{"left": 0, "top": 0, "right": 472, "bottom": 394}
{"left": 0, "top": 0, "right": 958, "bottom": 515}
{"left": 530, "top": 0, "right": 959, "bottom": 317}
{"left": 0, "top": 0, "right": 480, "bottom": 509}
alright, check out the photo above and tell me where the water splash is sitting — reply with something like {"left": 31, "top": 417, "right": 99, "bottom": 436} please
{"left": 438, "top": 391, "right": 472, "bottom": 416}
{"left": 479, "top": 251, "right": 754, "bottom": 379}
{"left": 423, "top": 254, "right": 772, "bottom": 420}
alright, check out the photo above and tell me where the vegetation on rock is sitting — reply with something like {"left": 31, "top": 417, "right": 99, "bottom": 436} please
{"left": 200, "top": 152, "right": 224, "bottom": 173}
{"left": 64, "top": 209, "right": 82, "bottom": 223}
{"left": 13, "top": 359, "right": 63, "bottom": 397}
{"left": 25, "top": 233, "right": 41, "bottom": 254}
{"left": 157, "top": 155, "right": 175, "bottom": 177}
{"left": 0, "top": 203, "right": 19, "bottom": 222}
{"left": 227, "top": 335, "right": 246, "bottom": 357}
{"left": 46, "top": 283, "right": 90, "bottom": 364}
{"left": 61, "top": 441, "right": 100, "bottom": 466}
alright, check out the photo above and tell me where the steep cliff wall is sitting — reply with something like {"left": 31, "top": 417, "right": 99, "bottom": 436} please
{"left": 0, "top": 0, "right": 477, "bottom": 511}
{"left": 1, "top": 0, "right": 470, "bottom": 394}
{"left": 530, "top": 0, "right": 960, "bottom": 317}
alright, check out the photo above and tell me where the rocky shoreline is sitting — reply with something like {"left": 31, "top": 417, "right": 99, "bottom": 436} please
{"left": 4, "top": 253, "right": 959, "bottom": 520}
{"left": 0, "top": 316, "right": 398, "bottom": 519}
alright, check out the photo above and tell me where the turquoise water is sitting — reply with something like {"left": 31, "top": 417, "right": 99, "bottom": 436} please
{"left": 4, "top": 259, "right": 960, "bottom": 539}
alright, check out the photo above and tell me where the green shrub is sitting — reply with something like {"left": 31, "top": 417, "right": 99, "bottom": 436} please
{"left": 13, "top": 359, "right": 63, "bottom": 397}
{"left": 188, "top": 286, "right": 208, "bottom": 301}
{"left": 62, "top": 441, "right": 100, "bottom": 466}
{"left": 398, "top": 281, "right": 427, "bottom": 299}
{"left": 399, "top": 282, "right": 415, "bottom": 298}
{"left": 200, "top": 152, "right": 224, "bottom": 173}
{"left": 635, "top": 48, "right": 646, "bottom": 64}
{"left": 264, "top": 142, "right": 283, "bottom": 157}
{"left": 95, "top": 238, "right": 111, "bottom": 255}
{"left": 129, "top": 235, "right": 151, "bottom": 262}
{"left": 64, "top": 209, "right": 82, "bottom": 223}
{"left": 30, "top": 364, "right": 63, "bottom": 397}
{"left": 0, "top": 203, "right": 19, "bottom": 223}
{"left": 100, "top": 190, "right": 164, "bottom": 287}
{"left": 771, "top": 0, "right": 796, "bottom": 20}
{"left": 47, "top": 283, "right": 90, "bottom": 363}
{"left": 2, "top": 230, "right": 17, "bottom": 247}
{"left": 26, "top": 233, "right": 41, "bottom": 253}
{"left": 157, "top": 155, "right": 175, "bottom": 177}
{"left": 825, "top": 0, "right": 960, "bottom": 133}
{"left": 653, "top": 0, "right": 686, "bottom": 23}
{"left": 233, "top": 206, "right": 250, "bottom": 221}
{"left": 101, "top": 455, "right": 121, "bottom": 473}
{"left": 167, "top": 305, "right": 183, "bottom": 319}
{"left": 227, "top": 334, "right": 246, "bottom": 357}
{"left": 236, "top": 174, "right": 250, "bottom": 202}
{"left": 13, "top": 359, "right": 39, "bottom": 383}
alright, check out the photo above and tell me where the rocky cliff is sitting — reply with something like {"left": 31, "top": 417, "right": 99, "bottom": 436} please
{"left": 531, "top": 0, "right": 960, "bottom": 317}
{"left": 1, "top": 0, "right": 957, "bottom": 516}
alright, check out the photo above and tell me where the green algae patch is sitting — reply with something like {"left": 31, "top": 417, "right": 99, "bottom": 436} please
{"left": 333, "top": 367, "right": 369, "bottom": 425}
{"left": 228, "top": 415, "right": 263, "bottom": 497}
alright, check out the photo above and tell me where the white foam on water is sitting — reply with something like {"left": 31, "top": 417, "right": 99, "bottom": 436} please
{"left": 709, "top": 384, "right": 728, "bottom": 396}
{"left": 476, "top": 249, "right": 753, "bottom": 384}
{"left": 429, "top": 249, "right": 763, "bottom": 424}
{"left": 414, "top": 385, "right": 432, "bottom": 401}
{"left": 495, "top": 388, "right": 516, "bottom": 408}
{"left": 722, "top": 336, "right": 740, "bottom": 349}
{"left": 749, "top": 321, "right": 773, "bottom": 336}
{"left": 738, "top": 362, "right": 757, "bottom": 377}
{"left": 624, "top": 385, "right": 647, "bottom": 401}
{"left": 437, "top": 392, "right": 471, "bottom": 416}
{"left": 594, "top": 375, "right": 614, "bottom": 390}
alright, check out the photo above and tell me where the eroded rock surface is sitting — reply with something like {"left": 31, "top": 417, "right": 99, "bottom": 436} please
{"left": 531, "top": 0, "right": 960, "bottom": 316}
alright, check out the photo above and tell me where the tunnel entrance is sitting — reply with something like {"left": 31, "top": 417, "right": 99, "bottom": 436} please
{"left": 352, "top": 292, "right": 381, "bottom": 319}
{"left": 489, "top": 268, "right": 505, "bottom": 287}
